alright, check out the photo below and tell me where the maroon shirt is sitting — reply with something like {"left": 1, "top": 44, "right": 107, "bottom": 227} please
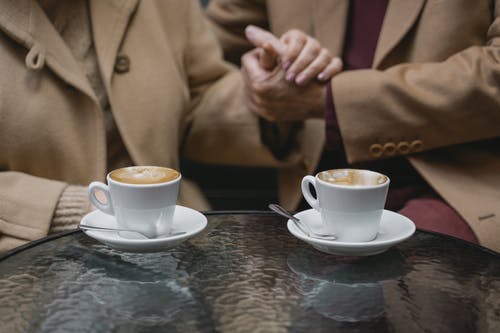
{"left": 317, "top": 0, "right": 478, "bottom": 243}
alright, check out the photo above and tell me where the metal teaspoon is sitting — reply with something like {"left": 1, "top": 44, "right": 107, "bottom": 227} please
{"left": 268, "top": 204, "right": 336, "bottom": 241}
{"left": 79, "top": 224, "right": 186, "bottom": 239}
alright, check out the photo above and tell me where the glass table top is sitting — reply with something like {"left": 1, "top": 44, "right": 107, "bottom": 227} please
{"left": 0, "top": 212, "right": 499, "bottom": 333}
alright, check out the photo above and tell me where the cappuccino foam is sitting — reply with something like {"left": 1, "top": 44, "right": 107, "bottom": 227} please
{"left": 318, "top": 169, "right": 387, "bottom": 187}
{"left": 109, "top": 166, "right": 180, "bottom": 184}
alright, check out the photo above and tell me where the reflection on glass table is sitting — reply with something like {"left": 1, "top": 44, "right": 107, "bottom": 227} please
{"left": 0, "top": 212, "right": 499, "bottom": 333}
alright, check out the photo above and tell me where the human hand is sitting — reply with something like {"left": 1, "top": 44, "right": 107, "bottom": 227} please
{"left": 244, "top": 25, "right": 342, "bottom": 85}
{"left": 241, "top": 26, "right": 342, "bottom": 122}
{"left": 243, "top": 25, "right": 284, "bottom": 70}
{"left": 280, "top": 29, "right": 342, "bottom": 85}
{"left": 241, "top": 47, "right": 328, "bottom": 122}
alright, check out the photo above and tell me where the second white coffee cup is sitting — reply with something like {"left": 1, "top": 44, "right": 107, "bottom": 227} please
{"left": 88, "top": 166, "right": 181, "bottom": 238}
{"left": 301, "top": 169, "right": 389, "bottom": 242}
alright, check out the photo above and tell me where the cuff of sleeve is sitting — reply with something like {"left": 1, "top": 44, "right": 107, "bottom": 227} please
{"left": 50, "top": 185, "right": 90, "bottom": 234}
{"left": 332, "top": 69, "right": 384, "bottom": 163}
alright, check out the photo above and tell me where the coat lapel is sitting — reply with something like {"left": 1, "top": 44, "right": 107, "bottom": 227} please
{"left": 89, "top": 0, "right": 139, "bottom": 87}
{"left": 0, "top": 0, "right": 95, "bottom": 100}
{"left": 0, "top": 0, "right": 32, "bottom": 47}
{"left": 373, "top": 0, "right": 426, "bottom": 68}
{"left": 311, "top": 0, "right": 349, "bottom": 57}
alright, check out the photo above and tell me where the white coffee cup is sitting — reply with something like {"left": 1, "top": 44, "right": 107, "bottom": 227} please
{"left": 88, "top": 166, "right": 181, "bottom": 238}
{"left": 301, "top": 169, "right": 389, "bottom": 242}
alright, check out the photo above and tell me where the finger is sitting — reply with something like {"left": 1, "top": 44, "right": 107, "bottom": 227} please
{"left": 249, "top": 91, "right": 267, "bottom": 110}
{"left": 242, "top": 71, "right": 262, "bottom": 113}
{"left": 259, "top": 42, "right": 280, "bottom": 70}
{"left": 246, "top": 92, "right": 272, "bottom": 120}
{"left": 317, "top": 57, "right": 343, "bottom": 82}
{"left": 241, "top": 61, "right": 270, "bottom": 98}
{"left": 294, "top": 48, "right": 331, "bottom": 86}
{"left": 241, "top": 48, "right": 269, "bottom": 80}
{"left": 245, "top": 25, "right": 284, "bottom": 54}
{"left": 281, "top": 30, "right": 307, "bottom": 70}
{"left": 242, "top": 76, "right": 276, "bottom": 121}
{"left": 241, "top": 65, "right": 253, "bottom": 94}
{"left": 285, "top": 38, "right": 321, "bottom": 82}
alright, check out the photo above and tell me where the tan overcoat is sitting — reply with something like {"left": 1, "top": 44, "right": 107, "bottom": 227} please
{"left": 0, "top": 0, "right": 294, "bottom": 251}
{"left": 206, "top": 0, "right": 500, "bottom": 251}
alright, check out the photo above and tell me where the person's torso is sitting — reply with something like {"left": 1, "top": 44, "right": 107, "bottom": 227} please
{"left": 0, "top": 0, "right": 194, "bottom": 185}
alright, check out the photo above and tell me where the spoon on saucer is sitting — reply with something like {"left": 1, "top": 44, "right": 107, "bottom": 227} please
{"left": 268, "top": 204, "right": 336, "bottom": 241}
{"left": 79, "top": 224, "right": 186, "bottom": 239}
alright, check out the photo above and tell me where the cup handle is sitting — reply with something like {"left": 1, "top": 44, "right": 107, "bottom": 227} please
{"left": 301, "top": 175, "right": 320, "bottom": 211}
{"left": 88, "top": 181, "right": 114, "bottom": 215}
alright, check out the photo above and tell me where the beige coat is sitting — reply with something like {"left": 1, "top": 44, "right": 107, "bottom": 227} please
{"left": 206, "top": 0, "right": 500, "bottom": 251}
{"left": 0, "top": 0, "right": 293, "bottom": 251}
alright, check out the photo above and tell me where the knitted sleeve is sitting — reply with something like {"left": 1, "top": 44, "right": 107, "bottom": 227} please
{"left": 49, "top": 185, "right": 91, "bottom": 234}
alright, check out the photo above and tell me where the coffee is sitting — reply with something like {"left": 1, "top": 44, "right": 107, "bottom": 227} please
{"left": 318, "top": 169, "right": 387, "bottom": 187}
{"left": 109, "top": 166, "right": 180, "bottom": 185}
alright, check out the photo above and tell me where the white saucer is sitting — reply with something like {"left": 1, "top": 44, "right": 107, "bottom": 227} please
{"left": 80, "top": 205, "right": 207, "bottom": 252}
{"left": 287, "top": 209, "right": 415, "bottom": 256}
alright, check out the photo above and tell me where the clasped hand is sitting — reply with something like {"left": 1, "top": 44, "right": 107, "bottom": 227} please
{"left": 241, "top": 25, "right": 342, "bottom": 122}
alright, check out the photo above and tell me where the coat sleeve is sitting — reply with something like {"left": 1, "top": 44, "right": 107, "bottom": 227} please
{"left": 182, "top": 0, "right": 301, "bottom": 168}
{"left": 0, "top": 172, "right": 66, "bottom": 252}
{"left": 332, "top": 3, "right": 500, "bottom": 164}
{"left": 204, "top": 0, "right": 301, "bottom": 161}
{"left": 204, "top": 0, "right": 268, "bottom": 65}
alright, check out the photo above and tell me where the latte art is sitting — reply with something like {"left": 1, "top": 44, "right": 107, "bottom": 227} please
{"left": 109, "top": 166, "right": 180, "bottom": 184}
{"left": 318, "top": 169, "right": 387, "bottom": 187}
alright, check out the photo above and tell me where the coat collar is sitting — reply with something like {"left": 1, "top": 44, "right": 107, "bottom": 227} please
{"left": 311, "top": 0, "right": 348, "bottom": 57}
{"left": 0, "top": 0, "right": 32, "bottom": 48}
{"left": 312, "top": 0, "right": 426, "bottom": 68}
{"left": 373, "top": 0, "right": 426, "bottom": 68}
{"left": 0, "top": 0, "right": 138, "bottom": 98}
{"left": 0, "top": 0, "right": 94, "bottom": 99}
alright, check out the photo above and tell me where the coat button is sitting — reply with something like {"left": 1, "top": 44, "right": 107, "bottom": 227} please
{"left": 369, "top": 144, "right": 384, "bottom": 158}
{"left": 383, "top": 142, "right": 397, "bottom": 157}
{"left": 397, "top": 141, "right": 411, "bottom": 155}
{"left": 410, "top": 139, "right": 424, "bottom": 152}
{"left": 114, "top": 54, "right": 130, "bottom": 74}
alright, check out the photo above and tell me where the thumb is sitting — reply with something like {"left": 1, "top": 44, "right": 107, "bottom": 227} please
{"left": 259, "top": 42, "right": 280, "bottom": 70}
{"left": 241, "top": 49, "right": 269, "bottom": 80}
{"left": 245, "top": 25, "right": 284, "bottom": 55}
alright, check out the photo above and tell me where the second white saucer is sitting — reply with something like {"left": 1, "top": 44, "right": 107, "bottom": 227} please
{"left": 80, "top": 205, "right": 207, "bottom": 252}
{"left": 287, "top": 209, "right": 416, "bottom": 256}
